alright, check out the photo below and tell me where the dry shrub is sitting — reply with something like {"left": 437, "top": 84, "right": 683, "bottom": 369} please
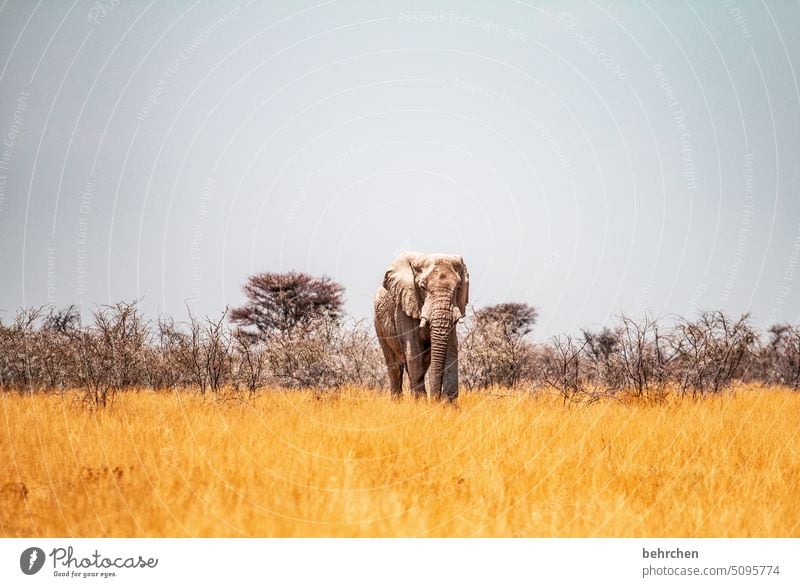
{"left": 0, "top": 294, "right": 797, "bottom": 404}
{"left": 262, "top": 318, "right": 385, "bottom": 390}
{"left": 670, "top": 311, "right": 757, "bottom": 395}
{"left": 460, "top": 303, "right": 538, "bottom": 390}
{"left": 757, "top": 324, "right": 800, "bottom": 389}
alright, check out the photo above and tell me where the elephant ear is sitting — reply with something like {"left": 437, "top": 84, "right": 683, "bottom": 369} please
{"left": 383, "top": 252, "right": 423, "bottom": 319}
{"left": 456, "top": 256, "right": 469, "bottom": 316}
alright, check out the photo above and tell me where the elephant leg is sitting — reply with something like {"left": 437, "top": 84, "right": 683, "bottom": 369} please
{"left": 388, "top": 363, "right": 404, "bottom": 398}
{"left": 405, "top": 338, "right": 427, "bottom": 399}
{"left": 377, "top": 332, "right": 405, "bottom": 398}
{"left": 442, "top": 330, "right": 459, "bottom": 402}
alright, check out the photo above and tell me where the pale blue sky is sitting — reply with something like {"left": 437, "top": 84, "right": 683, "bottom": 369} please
{"left": 0, "top": 0, "right": 798, "bottom": 339}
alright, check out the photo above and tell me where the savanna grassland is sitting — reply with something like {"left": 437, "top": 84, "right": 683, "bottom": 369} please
{"left": 1, "top": 386, "right": 799, "bottom": 537}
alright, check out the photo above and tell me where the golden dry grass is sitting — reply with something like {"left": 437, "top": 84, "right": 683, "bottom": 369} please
{"left": 1, "top": 386, "right": 798, "bottom": 537}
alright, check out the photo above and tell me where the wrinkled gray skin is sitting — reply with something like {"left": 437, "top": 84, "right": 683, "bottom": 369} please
{"left": 374, "top": 253, "right": 469, "bottom": 402}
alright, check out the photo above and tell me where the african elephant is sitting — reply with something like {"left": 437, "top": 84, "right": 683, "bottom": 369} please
{"left": 374, "top": 252, "right": 469, "bottom": 402}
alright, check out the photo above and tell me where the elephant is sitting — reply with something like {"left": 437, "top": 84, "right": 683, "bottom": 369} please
{"left": 374, "top": 252, "right": 469, "bottom": 402}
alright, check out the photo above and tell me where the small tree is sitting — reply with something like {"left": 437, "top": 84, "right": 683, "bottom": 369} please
{"left": 261, "top": 317, "right": 336, "bottom": 388}
{"left": 71, "top": 301, "right": 148, "bottom": 407}
{"left": 203, "top": 311, "right": 231, "bottom": 395}
{"left": 460, "top": 303, "right": 538, "bottom": 389}
{"left": 671, "top": 311, "right": 756, "bottom": 395}
{"left": 0, "top": 306, "right": 55, "bottom": 391}
{"left": 760, "top": 324, "right": 800, "bottom": 389}
{"left": 614, "top": 313, "right": 674, "bottom": 399}
{"left": 475, "top": 303, "right": 538, "bottom": 338}
{"left": 329, "top": 318, "right": 386, "bottom": 389}
{"left": 581, "top": 326, "right": 622, "bottom": 389}
{"left": 42, "top": 305, "right": 80, "bottom": 333}
{"left": 537, "top": 334, "right": 588, "bottom": 404}
{"left": 145, "top": 316, "right": 191, "bottom": 389}
{"left": 40, "top": 305, "right": 81, "bottom": 388}
{"left": 229, "top": 271, "right": 344, "bottom": 338}
{"left": 178, "top": 309, "right": 232, "bottom": 396}
{"left": 231, "top": 327, "right": 266, "bottom": 395}
{"left": 93, "top": 301, "right": 149, "bottom": 389}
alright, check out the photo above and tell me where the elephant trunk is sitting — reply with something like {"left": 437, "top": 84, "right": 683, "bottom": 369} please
{"left": 427, "top": 294, "right": 453, "bottom": 400}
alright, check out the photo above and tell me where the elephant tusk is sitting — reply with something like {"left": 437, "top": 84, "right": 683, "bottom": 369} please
{"left": 452, "top": 307, "right": 463, "bottom": 323}
{"left": 420, "top": 317, "right": 428, "bottom": 328}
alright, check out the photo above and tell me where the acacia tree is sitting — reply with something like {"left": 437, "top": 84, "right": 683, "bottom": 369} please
{"left": 229, "top": 271, "right": 344, "bottom": 338}
{"left": 229, "top": 271, "right": 346, "bottom": 389}
{"left": 475, "top": 303, "right": 538, "bottom": 338}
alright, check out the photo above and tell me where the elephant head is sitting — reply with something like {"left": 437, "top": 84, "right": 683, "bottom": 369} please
{"left": 383, "top": 252, "right": 469, "bottom": 399}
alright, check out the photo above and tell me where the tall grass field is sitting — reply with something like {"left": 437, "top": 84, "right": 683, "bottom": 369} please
{"left": 2, "top": 386, "right": 798, "bottom": 537}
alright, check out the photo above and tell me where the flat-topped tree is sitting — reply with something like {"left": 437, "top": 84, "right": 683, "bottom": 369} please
{"left": 230, "top": 271, "right": 344, "bottom": 339}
